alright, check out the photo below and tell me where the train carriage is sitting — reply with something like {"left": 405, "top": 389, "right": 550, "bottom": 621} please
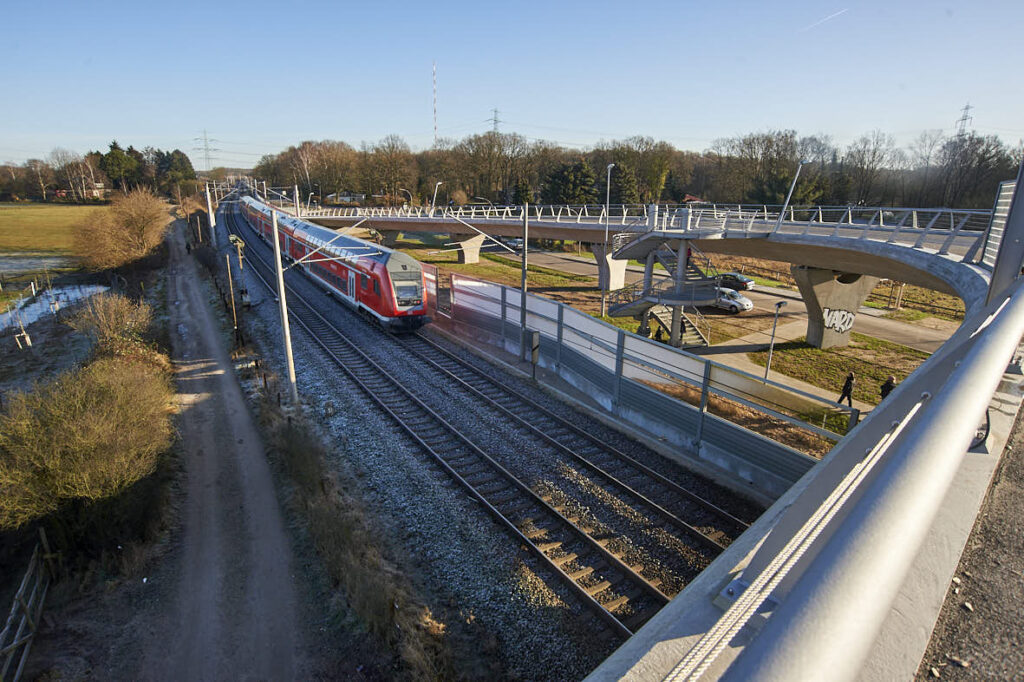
{"left": 240, "top": 196, "right": 429, "bottom": 331}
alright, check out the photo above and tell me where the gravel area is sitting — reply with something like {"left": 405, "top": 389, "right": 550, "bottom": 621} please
{"left": 914, "top": 412, "right": 1024, "bottom": 680}
{"left": 232, "top": 220, "right": 613, "bottom": 679}
{"left": 228, "top": 209, "right": 768, "bottom": 678}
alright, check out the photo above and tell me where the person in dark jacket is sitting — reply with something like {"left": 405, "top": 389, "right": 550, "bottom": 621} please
{"left": 880, "top": 375, "right": 897, "bottom": 400}
{"left": 837, "top": 371, "right": 855, "bottom": 407}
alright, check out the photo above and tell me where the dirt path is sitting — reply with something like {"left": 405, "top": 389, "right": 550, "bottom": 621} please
{"left": 150, "top": 221, "right": 300, "bottom": 679}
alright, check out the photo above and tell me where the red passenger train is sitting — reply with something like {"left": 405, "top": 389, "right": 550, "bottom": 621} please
{"left": 240, "top": 196, "right": 429, "bottom": 331}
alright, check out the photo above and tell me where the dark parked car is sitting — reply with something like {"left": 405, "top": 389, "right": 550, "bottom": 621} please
{"left": 719, "top": 272, "right": 754, "bottom": 291}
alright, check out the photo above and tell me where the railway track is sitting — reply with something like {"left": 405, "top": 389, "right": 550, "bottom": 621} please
{"left": 398, "top": 333, "right": 752, "bottom": 541}
{"left": 224, "top": 207, "right": 673, "bottom": 637}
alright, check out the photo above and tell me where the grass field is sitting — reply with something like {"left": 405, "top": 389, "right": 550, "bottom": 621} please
{"left": 747, "top": 332, "right": 930, "bottom": 406}
{"left": 0, "top": 203, "right": 98, "bottom": 253}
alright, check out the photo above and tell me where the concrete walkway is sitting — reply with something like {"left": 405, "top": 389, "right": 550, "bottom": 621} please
{"left": 696, "top": 320, "right": 876, "bottom": 413}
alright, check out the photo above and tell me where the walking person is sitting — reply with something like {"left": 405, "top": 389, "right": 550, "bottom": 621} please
{"left": 880, "top": 375, "right": 897, "bottom": 400}
{"left": 837, "top": 371, "right": 855, "bottom": 407}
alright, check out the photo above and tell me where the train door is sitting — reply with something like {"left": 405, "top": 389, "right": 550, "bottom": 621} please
{"left": 348, "top": 270, "right": 356, "bottom": 302}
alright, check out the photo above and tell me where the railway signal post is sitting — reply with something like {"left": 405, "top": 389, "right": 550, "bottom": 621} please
{"left": 271, "top": 210, "right": 300, "bottom": 405}
{"left": 226, "top": 253, "right": 239, "bottom": 346}
{"left": 205, "top": 183, "right": 216, "bottom": 236}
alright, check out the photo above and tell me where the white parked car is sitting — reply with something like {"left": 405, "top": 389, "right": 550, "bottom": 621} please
{"left": 713, "top": 287, "right": 754, "bottom": 314}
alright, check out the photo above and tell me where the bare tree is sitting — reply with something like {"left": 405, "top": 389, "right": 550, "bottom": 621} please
{"left": 24, "top": 159, "right": 53, "bottom": 201}
{"left": 845, "top": 131, "right": 896, "bottom": 204}
{"left": 370, "top": 135, "right": 414, "bottom": 203}
{"left": 907, "top": 130, "right": 945, "bottom": 206}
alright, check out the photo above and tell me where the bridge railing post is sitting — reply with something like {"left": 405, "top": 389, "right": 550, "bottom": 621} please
{"left": 694, "top": 360, "right": 712, "bottom": 445}
{"left": 613, "top": 329, "right": 625, "bottom": 409}
{"left": 555, "top": 304, "right": 564, "bottom": 371}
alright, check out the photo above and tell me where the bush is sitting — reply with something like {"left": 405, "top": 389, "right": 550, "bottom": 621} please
{"left": 66, "top": 292, "right": 152, "bottom": 347}
{"left": 0, "top": 356, "right": 174, "bottom": 531}
{"left": 74, "top": 189, "right": 170, "bottom": 270}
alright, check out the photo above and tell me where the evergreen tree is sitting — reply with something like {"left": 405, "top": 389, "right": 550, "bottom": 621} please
{"left": 609, "top": 164, "right": 641, "bottom": 204}
{"left": 99, "top": 141, "right": 138, "bottom": 191}
{"left": 541, "top": 159, "right": 598, "bottom": 204}
{"left": 513, "top": 176, "right": 533, "bottom": 204}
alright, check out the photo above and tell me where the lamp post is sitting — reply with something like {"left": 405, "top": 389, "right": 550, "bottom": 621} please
{"left": 774, "top": 159, "right": 810, "bottom": 232}
{"left": 431, "top": 181, "right": 443, "bottom": 216}
{"left": 601, "top": 163, "right": 615, "bottom": 317}
{"left": 520, "top": 203, "right": 529, "bottom": 361}
{"left": 306, "top": 192, "right": 315, "bottom": 212}
{"left": 765, "top": 300, "right": 788, "bottom": 380}
{"left": 398, "top": 188, "right": 413, "bottom": 207}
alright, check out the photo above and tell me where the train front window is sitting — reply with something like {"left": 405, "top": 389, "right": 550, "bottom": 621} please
{"left": 392, "top": 271, "right": 422, "bottom": 306}
{"left": 386, "top": 253, "right": 424, "bottom": 307}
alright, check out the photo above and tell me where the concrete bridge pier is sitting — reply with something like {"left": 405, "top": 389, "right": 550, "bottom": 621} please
{"left": 449, "top": 233, "right": 487, "bottom": 263}
{"left": 378, "top": 230, "right": 400, "bottom": 248}
{"left": 589, "top": 242, "right": 628, "bottom": 291}
{"left": 791, "top": 265, "right": 880, "bottom": 348}
{"left": 669, "top": 307, "right": 683, "bottom": 347}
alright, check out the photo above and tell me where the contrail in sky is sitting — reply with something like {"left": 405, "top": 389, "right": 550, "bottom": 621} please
{"left": 800, "top": 8, "right": 849, "bottom": 32}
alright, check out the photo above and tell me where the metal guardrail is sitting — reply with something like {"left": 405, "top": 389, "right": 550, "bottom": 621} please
{"left": 660, "top": 271, "right": 1024, "bottom": 680}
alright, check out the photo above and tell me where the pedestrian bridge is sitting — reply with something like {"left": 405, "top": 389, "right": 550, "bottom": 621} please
{"left": 300, "top": 199, "right": 998, "bottom": 308}
{"left": 251, "top": 173, "right": 1024, "bottom": 680}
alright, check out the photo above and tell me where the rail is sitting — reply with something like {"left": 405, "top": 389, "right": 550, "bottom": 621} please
{"left": 226, "top": 206, "right": 670, "bottom": 637}
{"left": 662, "top": 273, "right": 1024, "bottom": 680}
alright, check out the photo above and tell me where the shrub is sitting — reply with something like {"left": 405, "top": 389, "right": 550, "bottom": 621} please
{"left": 74, "top": 189, "right": 170, "bottom": 270}
{"left": 66, "top": 292, "right": 152, "bottom": 347}
{"left": 0, "top": 356, "right": 174, "bottom": 531}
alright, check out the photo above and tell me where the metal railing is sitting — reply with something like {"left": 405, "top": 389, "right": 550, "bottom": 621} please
{"left": 607, "top": 277, "right": 720, "bottom": 311}
{"left": 662, "top": 273, "right": 1024, "bottom": 681}
{"left": 304, "top": 203, "right": 653, "bottom": 225}
{"left": 304, "top": 201, "right": 994, "bottom": 269}
{"left": 304, "top": 202, "right": 990, "bottom": 231}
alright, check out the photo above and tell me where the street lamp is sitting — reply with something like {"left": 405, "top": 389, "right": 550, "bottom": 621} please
{"left": 431, "top": 181, "right": 443, "bottom": 215}
{"left": 473, "top": 196, "right": 494, "bottom": 207}
{"left": 601, "top": 163, "right": 615, "bottom": 317}
{"left": 765, "top": 300, "right": 788, "bottom": 380}
{"left": 306, "top": 192, "right": 315, "bottom": 212}
{"left": 398, "top": 188, "right": 413, "bottom": 206}
{"left": 774, "top": 159, "right": 810, "bottom": 232}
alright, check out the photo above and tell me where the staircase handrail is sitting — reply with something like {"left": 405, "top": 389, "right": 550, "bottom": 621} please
{"left": 683, "top": 306, "right": 712, "bottom": 345}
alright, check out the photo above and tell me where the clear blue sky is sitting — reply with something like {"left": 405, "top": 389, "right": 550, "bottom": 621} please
{"left": 1, "top": 0, "right": 1021, "bottom": 170}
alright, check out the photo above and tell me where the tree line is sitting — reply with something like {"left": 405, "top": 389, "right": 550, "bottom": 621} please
{"left": 0, "top": 141, "right": 197, "bottom": 203}
{"left": 253, "top": 128, "right": 1021, "bottom": 210}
